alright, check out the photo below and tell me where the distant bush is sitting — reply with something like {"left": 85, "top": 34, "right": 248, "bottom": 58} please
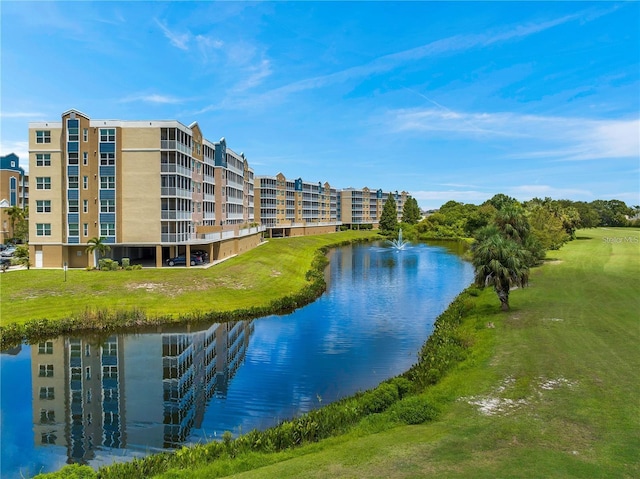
{"left": 98, "top": 258, "right": 119, "bottom": 271}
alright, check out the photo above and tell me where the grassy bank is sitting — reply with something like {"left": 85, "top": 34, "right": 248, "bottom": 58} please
{"left": 144, "top": 227, "right": 639, "bottom": 478}
{"left": 0, "top": 231, "right": 377, "bottom": 326}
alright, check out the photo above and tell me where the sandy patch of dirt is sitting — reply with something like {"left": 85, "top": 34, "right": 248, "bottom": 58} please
{"left": 463, "top": 375, "right": 577, "bottom": 416}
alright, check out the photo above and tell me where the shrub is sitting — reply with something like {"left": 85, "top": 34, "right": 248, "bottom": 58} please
{"left": 33, "top": 464, "right": 96, "bottom": 479}
{"left": 389, "top": 395, "right": 439, "bottom": 425}
{"left": 121, "top": 257, "right": 130, "bottom": 268}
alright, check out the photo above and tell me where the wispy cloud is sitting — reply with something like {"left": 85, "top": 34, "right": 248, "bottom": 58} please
{"left": 200, "top": 8, "right": 604, "bottom": 113}
{"left": 505, "top": 184, "right": 593, "bottom": 199}
{"left": 155, "top": 18, "right": 190, "bottom": 50}
{"left": 0, "top": 111, "right": 45, "bottom": 118}
{"left": 390, "top": 107, "right": 639, "bottom": 162}
{"left": 119, "top": 93, "right": 185, "bottom": 105}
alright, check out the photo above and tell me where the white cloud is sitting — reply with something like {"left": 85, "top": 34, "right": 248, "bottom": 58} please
{"left": 0, "top": 112, "right": 45, "bottom": 119}
{"left": 155, "top": 19, "right": 191, "bottom": 50}
{"left": 505, "top": 184, "right": 593, "bottom": 200}
{"left": 252, "top": 8, "right": 599, "bottom": 103}
{"left": 391, "top": 107, "right": 639, "bottom": 162}
{"left": 119, "top": 93, "right": 184, "bottom": 104}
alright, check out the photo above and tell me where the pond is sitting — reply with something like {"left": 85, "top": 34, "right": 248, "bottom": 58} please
{"left": 0, "top": 241, "right": 473, "bottom": 478}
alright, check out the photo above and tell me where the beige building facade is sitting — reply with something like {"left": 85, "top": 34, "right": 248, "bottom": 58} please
{"left": 338, "top": 187, "right": 410, "bottom": 228}
{"left": 254, "top": 173, "right": 340, "bottom": 237}
{"left": 28, "top": 110, "right": 263, "bottom": 268}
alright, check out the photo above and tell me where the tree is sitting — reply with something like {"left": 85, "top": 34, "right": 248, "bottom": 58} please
{"left": 484, "top": 193, "right": 520, "bottom": 211}
{"left": 494, "top": 204, "right": 530, "bottom": 244}
{"left": 13, "top": 244, "right": 30, "bottom": 269}
{"left": 401, "top": 197, "right": 421, "bottom": 224}
{"left": 12, "top": 206, "right": 28, "bottom": 243}
{"left": 379, "top": 193, "right": 398, "bottom": 233}
{"left": 86, "top": 237, "right": 111, "bottom": 268}
{"left": 472, "top": 232, "right": 530, "bottom": 311}
{"left": 590, "top": 199, "right": 632, "bottom": 227}
{"left": 4, "top": 205, "right": 24, "bottom": 241}
{"left": 526, "top": 204, "right": 570, "bottom": 250}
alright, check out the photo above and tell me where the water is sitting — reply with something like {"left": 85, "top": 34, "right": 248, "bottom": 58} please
{"left": 0, "top": 241, "right": 473, "bottom": 478}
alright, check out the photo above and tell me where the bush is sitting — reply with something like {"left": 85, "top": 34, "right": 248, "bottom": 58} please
{"left": 389, "top": 395, "right": 439, "bottom": 425}
{"left": 34, "top": 464, "right": 96, "bottom": 478}
{"left": 121, "top": 257, "right": 130, "bottom": 268}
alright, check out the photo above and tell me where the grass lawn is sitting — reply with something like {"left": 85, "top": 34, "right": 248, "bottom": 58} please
{"left": 153, "top": 227, "right": 640, "bottom": 478}
{"left": 0, "top": 230, "right": 378, "bottom": 325}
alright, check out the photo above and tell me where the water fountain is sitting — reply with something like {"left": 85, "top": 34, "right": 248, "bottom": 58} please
{"left": 388, "top": 228, "right": 410, "bottom": 250}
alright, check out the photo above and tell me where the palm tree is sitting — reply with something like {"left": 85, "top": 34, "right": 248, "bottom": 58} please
{"left": 4, "top": 205, "right": 24, "bottom": 240}
{"left": 86, "top": 236, "right": 111, "bottom": 268}
{"left": 472, "top": 232, "right": 529, "bottom": 311}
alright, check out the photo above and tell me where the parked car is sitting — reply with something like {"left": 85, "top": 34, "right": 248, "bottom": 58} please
{"left": 165, "top": 255, "right": 203, "bottom": 267}
{"left": 0, "top": 257, "right": 11, "bottom": 270}
{"left": 1, "top": 247, "right": 17, "bottom": 257}
{"left": 191, "top": 250, "right": 209, "bottom": 263}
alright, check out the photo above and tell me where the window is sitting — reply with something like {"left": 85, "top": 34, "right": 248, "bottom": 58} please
{"left": 100, "top": 199, "right": 115, "bottom": 213}
{"left": 36, "top": 223, "right": 52, "bottom": 236}
{"left": 36, "top": 200, "right": 51, "bottom": 213}
{"left": 83, "top": 176, "right": 88, "bottom": 189}
{"left": 83, "top": 152, "right": 88, "bottom": 165}
{"left": 68, "top": 127, "right": 79, "bottom": 142}
{"left": 87, "top": 388, "right": 92, "bottom": 403}
{"left": 40, "top": 409, "right": 55, "bottom": 423}
{"left": 100, "top": 176, "right": 115, "bottom": 189}
{"left": 83, "top": 223, "right": 88, "bottom": 236}
{"left": 41, "top": 432, "right": 57, "bottom": 445}
{"left": 103, "top": 342, "right": 117, "bottom": 356}
{"left": 39, "top": 364, "right": 54, "bottom": 377}
{"left": 85, "top": 344, "right": 91, "bottom": 356}
{"left": 36, "top": 177, "right": 51, "bottom": 190}
{"left": 100, "top": 129, "right": 115, "bottom": 142}
{"left": 68, "top": 200, "right": 79, "bottom": 213}
{"left": 36, "top": 130, "right": 51, "bottom": 144}
{"left": 83, "top": 199, "right": 89, "bottom": 213}
{"left": 85, "top": 367, "right": 91, "bottom": 380}
{"left": 36, "top": 153, "right": 51, "bottom": 167}
{"left": 68, "top": 176, "right": 79, "bottom": 189}
{"left": 100, "top": 223, "right": 115, "bottom": 236}
{"left": 83, "top": 128, "right": 88, "bottom": 142}
{"left": 100, "top": 152, "right": 115, "bottom": 165}
{"left": 38, "top": 341, "right": 54, "bottom": 354}
{"left": 39, "top": 387, "right": 55, "bottom": 400}
{"left": 68, "top": 153, "right": 79, "bottom": 165}
{"left": 68, "top": 223, "right": 79, "bottom": 236}
{"left": 103, "top": 365, "right": 118, "bottom": 379}
{"left": 71, "top": 367, "right": 81, "bottom": 381}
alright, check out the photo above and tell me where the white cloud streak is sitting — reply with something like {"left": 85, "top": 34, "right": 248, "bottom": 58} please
{"left": 198, "top": 7, "right": 606, "bottom": 113}
{"left": 119, "top": 93, "right": 184, "bottom": 104}
{"left": 391, "top": 108, "right": 639, "bottom": 161}
{"left": 155, "top": 18, "right": 190, "bottom": 50}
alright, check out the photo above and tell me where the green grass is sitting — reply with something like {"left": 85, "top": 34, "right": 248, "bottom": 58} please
{"left": 152, "top": 227, "right": 639, "bottom": 478}
{"left": 0, "top": 231, "right": 378, "bottom": 325}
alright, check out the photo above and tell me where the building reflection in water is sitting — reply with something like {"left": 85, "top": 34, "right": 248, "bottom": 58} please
{"left": 30, "top": 320, "right": 254, "bottom": 465}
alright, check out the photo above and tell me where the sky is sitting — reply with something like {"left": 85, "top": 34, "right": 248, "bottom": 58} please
{"left": 1, "top": 1, "right": 638, "bottom": 210}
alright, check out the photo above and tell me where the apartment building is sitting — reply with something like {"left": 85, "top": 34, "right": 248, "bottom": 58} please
{"left": 338, "top": 187, "right": 410, "bottom": 228}
{"left": 28, "top": 110, "right": 263, "bottom": 268}
{"left": 0, "top": 153, "right": 29, "bottom": 243}
{"left": 254, "top": 173, "right": 340, "bottom": 237}
{"left": 31, "top": 320, "right": 253, "bottom": 464}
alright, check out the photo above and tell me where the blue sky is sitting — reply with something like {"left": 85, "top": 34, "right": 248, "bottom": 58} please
{"left": 1, "top": 1, "right": 638, "bottom": 210}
